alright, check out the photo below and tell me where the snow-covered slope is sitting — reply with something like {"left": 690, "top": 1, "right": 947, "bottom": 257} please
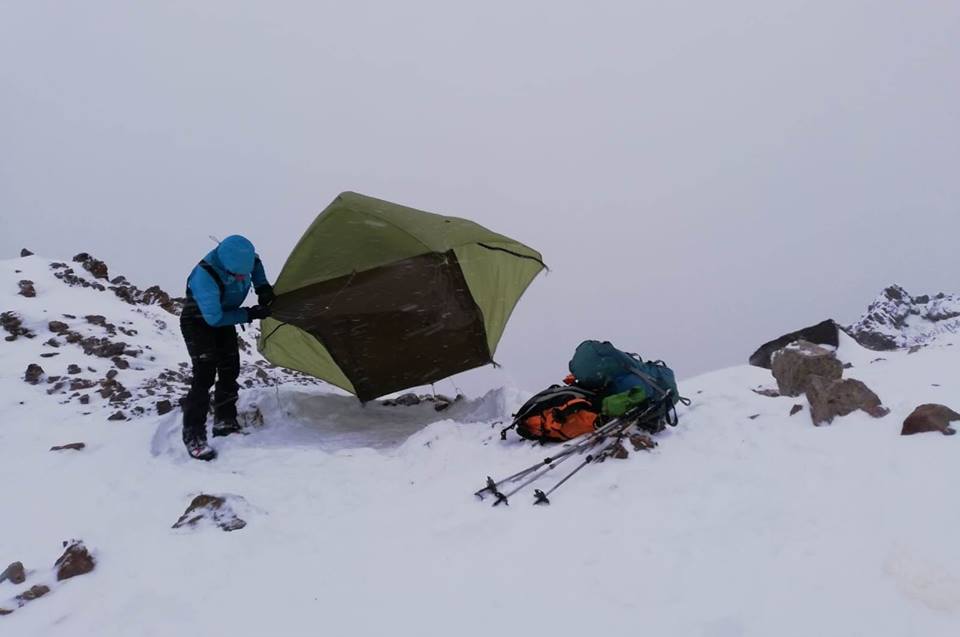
{"left": 2, "top": 253, "right": 959, "bottom": 636}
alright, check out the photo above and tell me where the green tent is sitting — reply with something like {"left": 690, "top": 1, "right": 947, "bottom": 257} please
{"left": 258, "top": 192, "right": 546, "bottom": 402}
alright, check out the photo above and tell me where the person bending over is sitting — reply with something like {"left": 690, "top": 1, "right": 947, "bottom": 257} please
{"left": 180, "top": 235, "right": 274, "bottom": 460}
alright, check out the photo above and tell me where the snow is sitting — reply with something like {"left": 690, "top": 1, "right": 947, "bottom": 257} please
{"left": 2, "top": 254, "right": 960, "bottom": 636}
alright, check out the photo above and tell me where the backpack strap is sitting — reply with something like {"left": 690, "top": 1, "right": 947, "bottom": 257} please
{"left": 197, "top": 261, "right": 225, "bottom": 298}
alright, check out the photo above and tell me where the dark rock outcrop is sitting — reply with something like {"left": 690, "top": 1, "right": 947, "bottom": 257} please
{"left": 173, "top": 495, "right": 247, "bottom": 532}
{"left": 73, "top": 253, "right": 109, "bottom": 280}
{"left": 20, "top": 248, "right": 34, "bottom": 257}
{"left": 156, "top": 400, "right": 173, "bottom": 415}
{"left": 845, "top": 285, "right": 960, "bottom": 350}
{"left": 55, "top": 541, "right": 95, "bottom": 581}
{"left": 0, "top": 562, "right": 25, "bottom": 585}
{"left": 770, "top": 341, "right": 843, "bottom": 397}
{"left": 749, "top": 319, "right": 839, "bottom": 369}
{"left": 15, "top": 584, "right": 50, "bottom": 603}
{"left": 901, "top": 404, "right": 959, "bottom": 436}
{"left": 806, "top": 377, "right": 888, "bottom": 426}
{"left": 1, "top": 312, "right": 34, "bottom": 341}
{"left": 50, "top": 442, "right": 86, "bottom": 451}
{"left": 24, "top": 363, "right": 45, "bottom": 384}
{"left": 18, "top": 280, "right": 36, "bottom": 298}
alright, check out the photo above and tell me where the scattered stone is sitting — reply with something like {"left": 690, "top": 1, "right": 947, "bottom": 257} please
{"left": 771, "top": 340, "right": 843, "bottom": 397}
{"left": 46, "top": 381, "right": 66, "bottom": 395}
{"left": 50, "top": 442, "right": 86, "bottom": 452}
{"left": 0, "top": 562, "right": 26, "bottom": 585}
{"left": 172, "top": 495, "right": 247, "bottom": 532}
{"left": 752, "top": 388, "right": 780, "bottom": 398}
{"left": 24, "top": 363, "right": 45, "bottom": 384}
{"left": 156, "top": 400, "right": 173, "bottom": 415}
{"left": 20, "top": 248, "right": 34, "bottom": 257}
{"left": 78, "top": 395, "right": 90, "bottom": 405}
{"left": 790, "top": 404, "right": 804, "bottom": 416}
{"left": 806, "top": 377, "right": 888, "bottom": 426}
{"left": 384, "top": 393, "right": 421, "bottom": 407}
{"left": 843, "top": 362, "right": 854, "bottom": 369}
{"left": 67, "top": 364, "right": 81, "bottom": 375}
{"left": 39, "top": 352, "right": 59, "bottom": 358}
{"left": 1, "top": 311, "right": 34, "bottom": 341}
{"left": 48, "top": 320, "right": 69, "bottom": 334}
{"left": 55, "top": 541, "right": 95, "bottom": 581}
{"left": 106, "top": 369, "right": 118, "bottom": 380}
{"left": 111, "top": 356, "right": 130, "bottom": 370}
{"left": 629, "top": 433, "right": 657, "bottom": 450}
{"left": 749, "top": 319, "right": 839, "bottom": 369}
{"left": 610, "top": 442, "right": 629, "bottom": 460}
{"left": 15, "top": 584, "right": 50, "bottom": 603}
{"left": 69, "top": 378, "right": 96, "bottom": 391}
{"left": 0, "top": 607, "right": 11, "bottom": 615}
{"left": 907, "top": 345, "right": 923, "bottom": 354}
{"left": 72, "top": 252, "right": 109, "bottom": 280}
{"left": 18, "top": 280, "right": 36, "bottom": 298}
{"left": 107, "top": 411, "right": 126, "bottom": 421}
{"left": 901, "top": 404, "right": 959, "bottom": 436}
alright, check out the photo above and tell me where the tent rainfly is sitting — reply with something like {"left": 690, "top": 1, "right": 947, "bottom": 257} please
{"left": 258, "top": 192, "right": 546, "bottom": 402}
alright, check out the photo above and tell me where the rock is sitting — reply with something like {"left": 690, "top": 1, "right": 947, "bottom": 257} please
{"left": 629, "top": 433, "right": 657, "bottom": 450}
{"left": 770, "top": 341, "right": 843, "bottom": 397}
{"left": 749, "top": 319, "right": 839, "bottom": 369}
{"left": 748, "top": 414, "right": 760, "bottom": 420}
{"left": 107, "top": 411, "right": 126, "bottom": 421}
{"left": 106, "top": 369, "right": 118, "bottom": 380}
{"left": 845, "top": 285, "right": 960, "bottom": 350}
{"left": 156, "top": 399, "right": 173, "bottom": 415}
{"left": 55, "top": 541, "right": 95, "bottom": 581}
{"left": 15, "top": 584, "right": 50, "bottom": 603}
{"left": 790, "top": 404, "right": 804, "bottom": 416}
{"left": 907, "top": 345, "right": 922, "bottom": 354}
{"left": 393, "top": 393, "right": 421, "bottom": 406}
{"left": 172, "top": 495, "right": 247, "bottom": 532}
{"left": 752, "top": 388, "right": 780, "bottom": 398}
{"left": 48, "top": 320, "right": 69, "bottom": 334}
{"left": 2, "top": 312, "right": 35, "bottom": 341}
{"left": 610, "top": 442, "right": 630, "bottom": 459}
{"left": 0, "top": 607, "right": 12, "bottom": 615}
{"left": 111, "top": 356, "right": 130, "bottom": 370}
{"left": 901, "top": 404, "right": 959, "bottom": 436}
{"left": 18, "top": 280, "right": 36, "bottom": 298}
{"left": 67, "top": 364, "right": 81, "bottom": 375}
{"left": 0, "top": 561, "right": 26, "bottom": 585}
{"left": 20, "top": 248, "right": 34, "bottom": 257}
{"left": 72, "top": 252, "right": 109, "bottom": 280}
{"left": 806, "top": 377, "right": 888, "bottom": 426}
{"left": 50, "top": 442, "right": 86, "bottom": 452}
{"left": 78, "top": 394, "right": 90, "bottom": 405}
{"left": 24, "top": 363, "right": 45, "bottom": 384}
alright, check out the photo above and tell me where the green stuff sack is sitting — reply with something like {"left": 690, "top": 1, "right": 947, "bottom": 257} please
{"left": 601, "top": 386, "right": 648, "bottom": 418}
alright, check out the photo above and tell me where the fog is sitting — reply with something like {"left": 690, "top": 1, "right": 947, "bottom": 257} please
{"left": 3, "top": 1, "right": 958, "bottom": 394}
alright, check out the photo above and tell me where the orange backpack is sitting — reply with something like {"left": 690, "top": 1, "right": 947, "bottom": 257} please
{"left": 502, "top": 385, "right": 600, "bottom": 442}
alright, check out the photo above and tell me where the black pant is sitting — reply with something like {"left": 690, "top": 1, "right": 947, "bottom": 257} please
{"left": 180, "top": 304, "right": 240, "bottom": 442}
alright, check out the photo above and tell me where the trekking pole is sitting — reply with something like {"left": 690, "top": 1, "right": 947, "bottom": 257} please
{"left": 492, "top": 435, "right": 606, "bottom": 506}
{"left": 474, "top": 413, "right": 640, "bottom": 500}
{"left": 491, "top": 413, "right": 644, "bottom": 507}
{"left": 532, "top": 428, "right": 633, "bottom": 506}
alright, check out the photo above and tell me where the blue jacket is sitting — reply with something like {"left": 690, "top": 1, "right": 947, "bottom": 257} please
{"left": 186, "top": 235, "right": 269, "bottom": 327}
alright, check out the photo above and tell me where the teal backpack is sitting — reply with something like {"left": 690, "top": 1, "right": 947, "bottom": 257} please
{"left": 568, "top": 340, "right": 687, "bottom": 426}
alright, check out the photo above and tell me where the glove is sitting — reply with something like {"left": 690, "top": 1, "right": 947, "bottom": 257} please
{"left": 246, "top": 305, "right": 272, "bottom": 322}
{"left": 256, "top": 284, "right": 276, "bottom": 306}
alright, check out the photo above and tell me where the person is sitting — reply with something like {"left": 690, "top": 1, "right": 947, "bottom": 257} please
{"left": 180, "top": 235, "right": 275, "bottom": 460}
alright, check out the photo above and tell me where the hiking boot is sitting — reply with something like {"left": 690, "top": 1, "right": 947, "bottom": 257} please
{"left": 185, "top": 437, "right": 217, "bottom": 461}
{"left": 212, "top": 418, "right": 244, "bottom": 438}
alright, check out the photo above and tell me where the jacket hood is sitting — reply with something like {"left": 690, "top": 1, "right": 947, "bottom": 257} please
{"left": 216, "top": 235, "right": 256, "bottom": 275}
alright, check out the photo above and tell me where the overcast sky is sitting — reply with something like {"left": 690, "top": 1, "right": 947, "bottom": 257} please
{"left": 2, "top": 1, "right": 958, "bottom": 395}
